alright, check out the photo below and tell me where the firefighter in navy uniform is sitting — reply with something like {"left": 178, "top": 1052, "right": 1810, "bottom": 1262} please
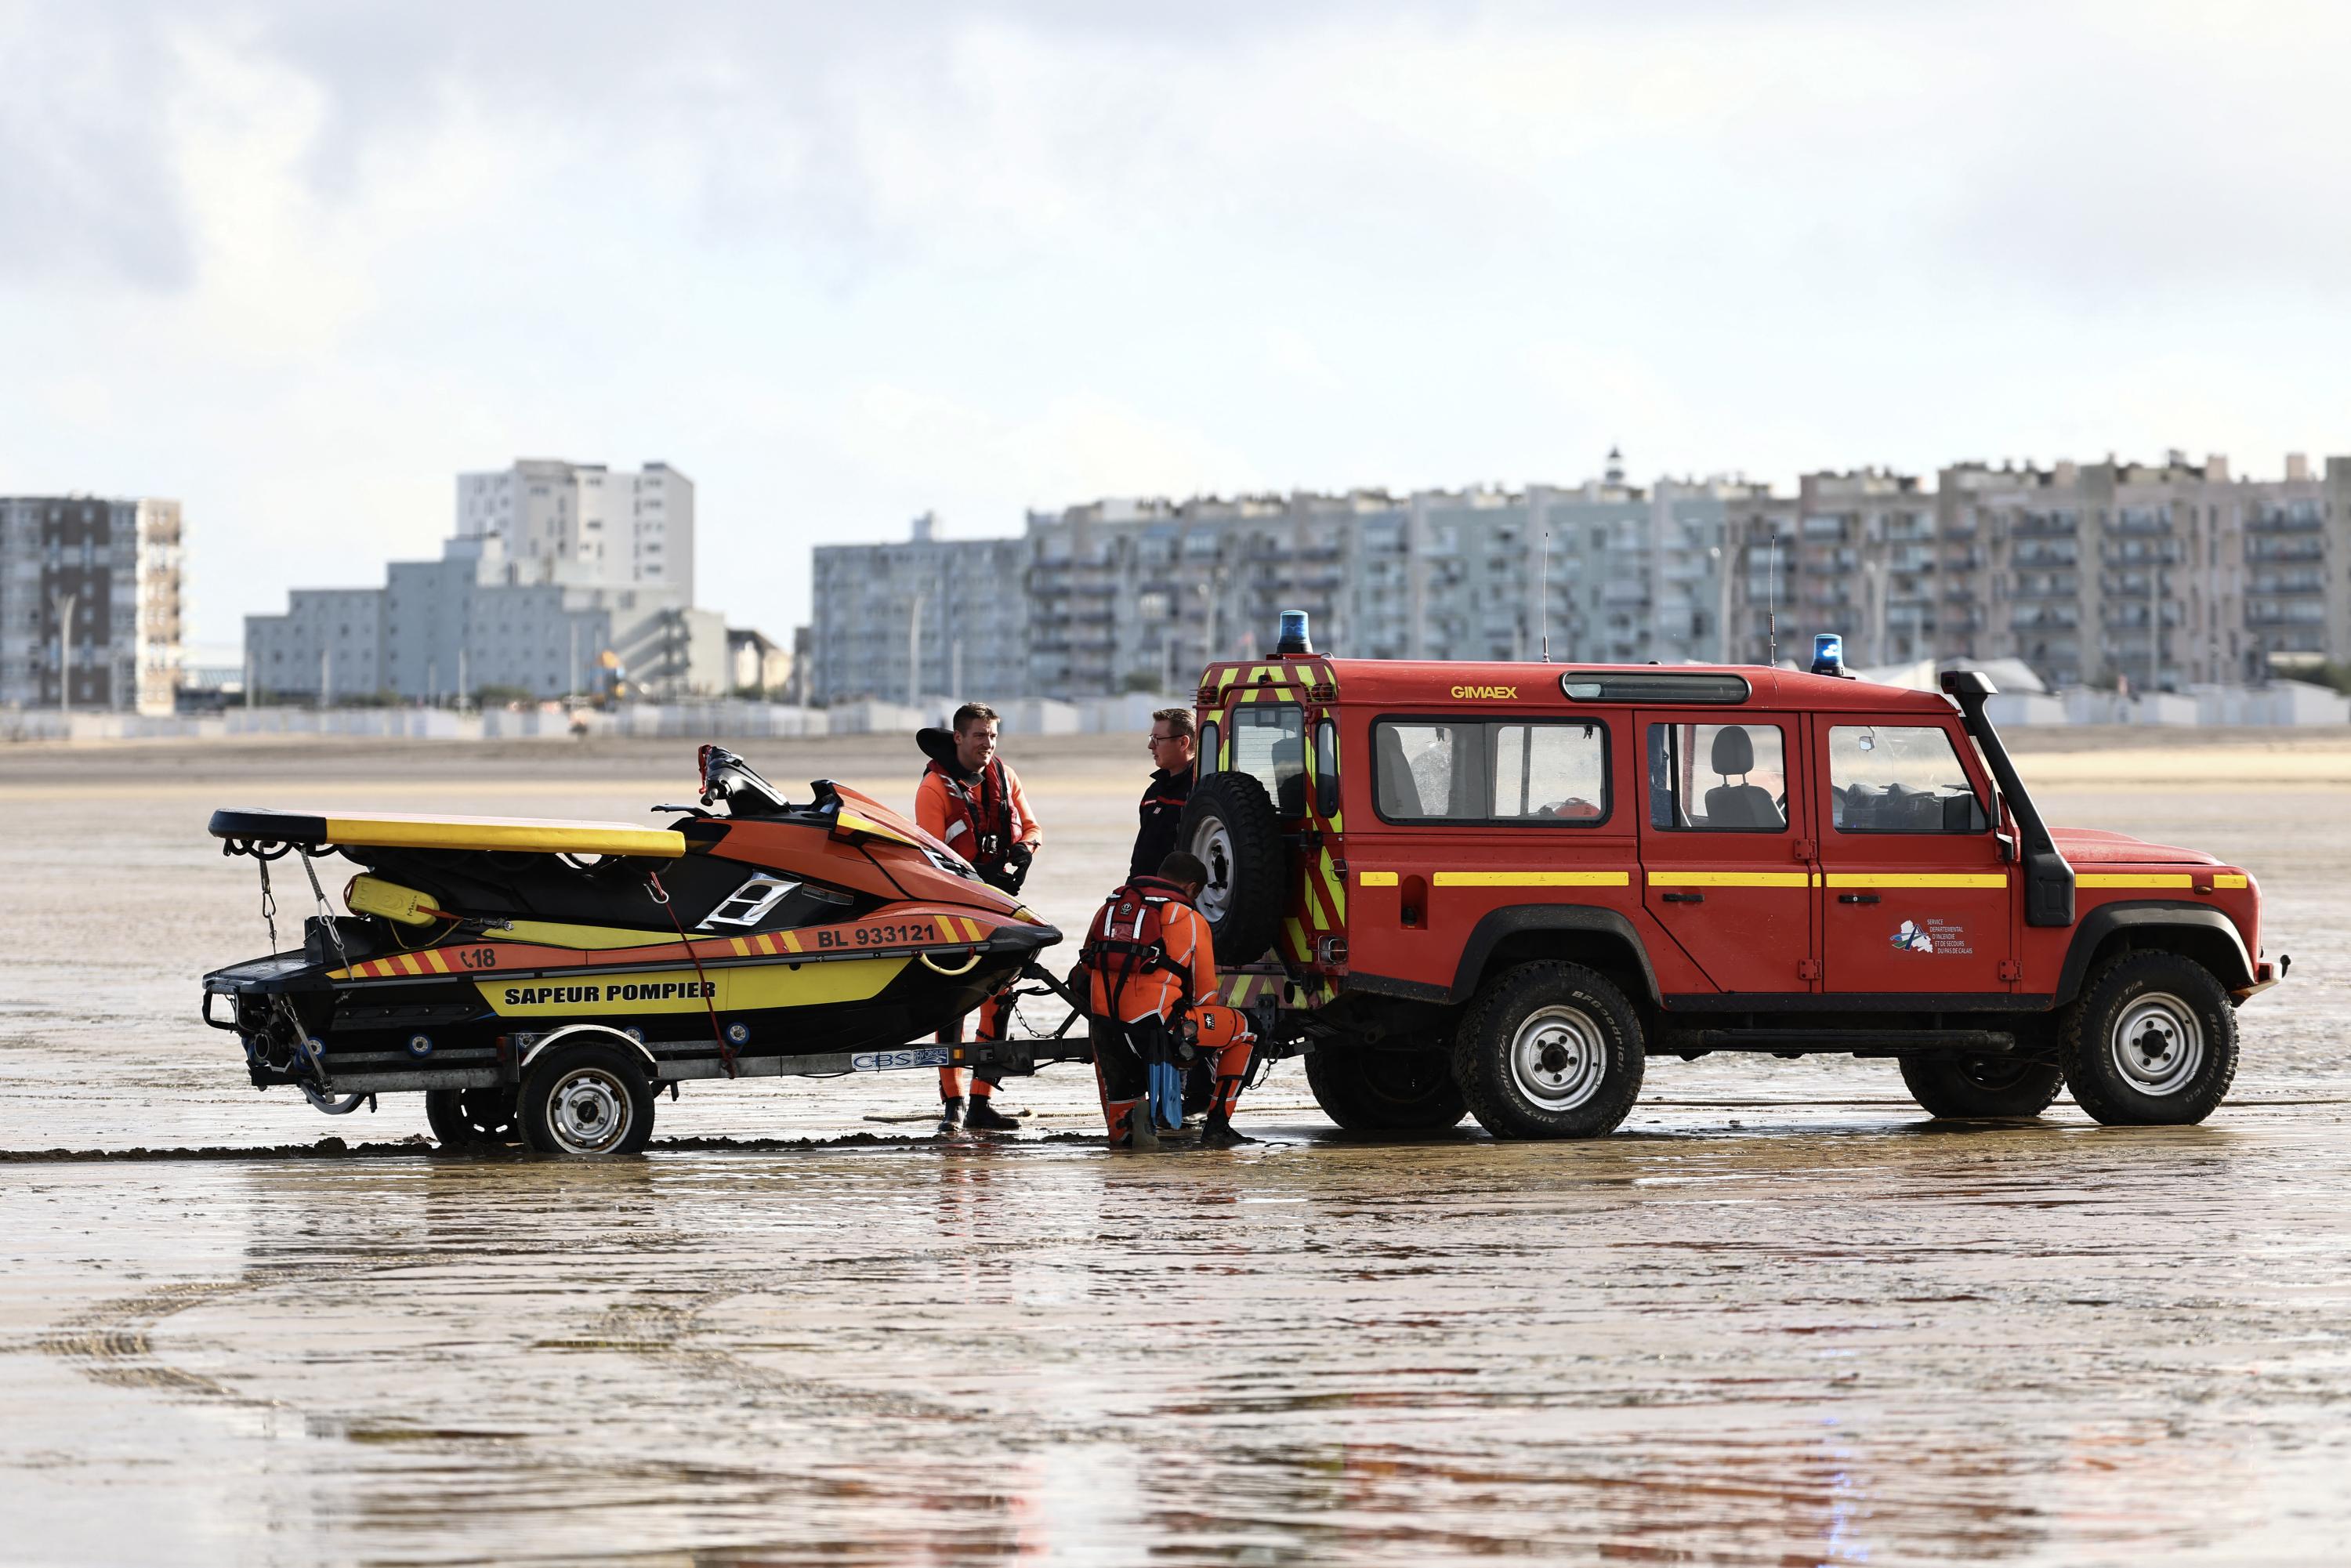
{"left": 915, "top": 702, "right": 1042, "bottom": 1135}
{"left": 1079, "top": 851, "right": 1257, "bottom": 1150}
{"left": 1129, "top": 707, "right": 1197, "bottom": 880}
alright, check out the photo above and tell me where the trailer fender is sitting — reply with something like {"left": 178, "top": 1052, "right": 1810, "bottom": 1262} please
{"left": 519, "top": 1023, "right": 661, "bottom": 1077}
{"left": 2053, "top": 902, "right": 2255, "bottom": 1005}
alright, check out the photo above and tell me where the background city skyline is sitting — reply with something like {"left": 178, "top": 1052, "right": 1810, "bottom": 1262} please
{"left": 7, "top": 0, "right": 2351, "bottom": 646}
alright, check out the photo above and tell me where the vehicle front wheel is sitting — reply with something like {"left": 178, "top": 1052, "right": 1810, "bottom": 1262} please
{"left": 1453, "top": 962, "right": 1644, "bottom": 1139}
{"left": 2060, "top": 951, "right": 2238, "bottom": 1126}
{"left": 1897, "top": 1056, "right": 2064, "bottom": 1119}
{"left": 519, "top": 1041, "right": 657, "bottom": 1155}
{"left": 426, "top": 1086, "right": 523, "bottom": 1149}
{"left": 1305, "top": 1045, "right": 1468, "bottom": 1131}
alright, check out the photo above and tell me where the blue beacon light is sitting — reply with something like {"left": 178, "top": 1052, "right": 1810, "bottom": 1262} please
{"left": 1811, "top": 632, "right": 1847, "bottom": 676}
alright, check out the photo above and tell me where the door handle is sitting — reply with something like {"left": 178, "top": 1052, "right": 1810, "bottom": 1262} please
{"left": 1838, "top": 893, "right": 1880, "bottom": 904}
{"left": 1661, "top": 892, "right": 1704, "bottom": 904}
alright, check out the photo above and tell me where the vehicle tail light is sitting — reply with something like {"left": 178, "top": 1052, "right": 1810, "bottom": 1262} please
{"left": 1316, "top": 936, "right": 1348, "bottom": 965}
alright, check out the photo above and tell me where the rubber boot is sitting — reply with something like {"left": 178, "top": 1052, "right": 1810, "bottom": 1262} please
{"left": 965, "top": 1096, "right": 1020, "bottom": 1132}
{"left": 1197, "top": 1110, "right": 1254, "bottom": 1148}
{"left": 1115, "top": 1101, "right": 1159, "bottom": 1151}
{"left": 935, "top": 1095, "right": 968, "bottom": 1137}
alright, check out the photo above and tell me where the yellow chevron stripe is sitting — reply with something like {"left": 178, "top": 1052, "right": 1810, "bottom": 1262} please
{"left": 1283, "top": 916, "right": 1310, "bottom": 961}
{"left": 1318, "top": 849, "right": 1346, "bottom": 922}
{"left": 1301, "top": 874, "right": 1328, "bottom": 932}
{"left": 1433, "top": 871, "right": 1632, "bottom": 888}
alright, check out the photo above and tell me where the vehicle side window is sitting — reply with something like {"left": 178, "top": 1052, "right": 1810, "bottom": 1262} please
{"left": 1231, "top": 704, "right": 1307, "bottom": 817}
{"left": 1491, "top": 722, "right": 1606, "bottom": 820}
{"left": 1373, "top": 719, "right": 1607, "bottom": 825}
{"left": 1648, "top": 722, "right": 1788, "bottom": 832}
{"left": 1828, "top": 725, "right": 1988, "bottom": 833}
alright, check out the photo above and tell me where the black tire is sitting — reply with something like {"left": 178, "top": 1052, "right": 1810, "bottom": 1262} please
{"left": 519, "top": 1041, "right": 657, "bottom": 1155}
{"left": 1305, "top": 1047, "right": 1468, "bottom": 1131}
{"left": 1897, "top": 1056, "right": 2065, "bottom": 1119}
{"left": 2059, "top": 951, "right": 2238, "bottom": 1126}
{"left": 1177, "top": 772, "right": 1287, "bottom": 965}
{"left": 426, "top": 1086, "right": 522, "bottom": 1149}
{"left": 1453, "top": 961, "right": 1644, "bottom": 1139}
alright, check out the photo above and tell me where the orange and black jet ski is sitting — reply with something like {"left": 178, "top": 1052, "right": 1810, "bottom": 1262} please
{"left": 201, "top": 746, "right": 1066, "bottom": 1152}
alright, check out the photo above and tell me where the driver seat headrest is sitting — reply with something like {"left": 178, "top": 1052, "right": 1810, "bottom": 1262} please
{"left": 1710, "top": 725, "right": 1755, "bottom": 777}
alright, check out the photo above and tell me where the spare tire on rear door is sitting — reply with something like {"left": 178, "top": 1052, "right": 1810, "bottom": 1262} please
{"left": 1177, "top": 771, "right": 1287, "bottom": 965}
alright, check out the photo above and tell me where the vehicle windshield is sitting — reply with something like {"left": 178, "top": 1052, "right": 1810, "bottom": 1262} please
{"left": 1230, "top": 706, "right": 1308, "bottom": 817}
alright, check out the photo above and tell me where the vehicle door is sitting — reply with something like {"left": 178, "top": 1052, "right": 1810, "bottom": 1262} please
{"left": 1808, "top": 714, "right": 2015, "bottom": 995}
{"left": 1636, "top": 713, "right": 1817, "bottom": 994}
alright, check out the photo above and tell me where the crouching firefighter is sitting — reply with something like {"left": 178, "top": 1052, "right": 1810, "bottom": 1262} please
{"left": 916, "top": 702, "right": 1043, "bottom": 1135}
{"left": 1079, "top": 850, "right": 1257, "bottom": 1150}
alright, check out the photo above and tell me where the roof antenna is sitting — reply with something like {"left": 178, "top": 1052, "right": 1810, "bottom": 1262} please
{"left": 1539, "top": 529, "right": 1552, "bottom": 661}
{"left": 1766, "top": 523, "right": 1780, "bottom": 668}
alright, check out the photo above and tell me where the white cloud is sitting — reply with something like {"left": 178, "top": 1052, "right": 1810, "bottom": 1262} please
{"left": 5, "top": 1, "right": 2351, "bottom": 643}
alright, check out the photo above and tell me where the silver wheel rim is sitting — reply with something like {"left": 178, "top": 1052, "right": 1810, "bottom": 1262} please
{"left": 1509, "top": 1004, "right": 1607, "bottom": 1110}
{"left": 549, "top": 1067, "right": 632, "bottom": 1153}
{"left": 1190, "top": 817, "right": 1237, "bottom": 922}
{"left": 2109, "top": 991, "right": 2204, "bottom": 1096}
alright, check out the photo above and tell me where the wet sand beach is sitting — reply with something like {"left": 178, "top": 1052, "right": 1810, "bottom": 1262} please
{"left": 2, "top": 732, "right": 2347, "bottom": 1564}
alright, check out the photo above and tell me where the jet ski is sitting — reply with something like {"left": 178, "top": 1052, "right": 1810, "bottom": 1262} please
{"left": 201, "top": 745, "right": 1064, "bottom": 1153}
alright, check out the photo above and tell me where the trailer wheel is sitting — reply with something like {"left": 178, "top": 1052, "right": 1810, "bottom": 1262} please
{"left": 426, "top": 1087, "right": 522, "bottom": 1149}
{"left": 1305, "top": 1046, "right": 1467, "bottom": 1131}
{"left": 2059, "top": 951, "right": 2237, "bottom": 1126}
{"left": 1897, "top": 1056, "right": 2064, "bottom": 1120}
{"left": 520, "top": 1041, "right": 656, "bottom": 1155}
{"left": 1178, "top": 772, "right": 1286, "bottom": 965}
{"left": 1454, "top": 961, "right": 1644, "bottom": 1140}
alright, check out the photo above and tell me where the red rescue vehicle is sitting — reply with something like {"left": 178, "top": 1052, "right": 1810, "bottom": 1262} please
{"left": 1176, "top": 617, "right": 2284, "bottom": 1139}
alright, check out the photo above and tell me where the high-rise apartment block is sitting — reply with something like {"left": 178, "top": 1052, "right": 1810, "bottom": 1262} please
{"left": 806, "top": 449, "right": 2351, "bottom": 704}
{"left": 0, "top": 495, "right": 183, "bottom": 713}
{"left": 246, "top": 459, "right": 724, "bottom": 703}
{"left": 810, "top": 513, "right": 1029, "bottom": 704}
{"left": 456, "top": 458, "right": 695, "bottom": 600}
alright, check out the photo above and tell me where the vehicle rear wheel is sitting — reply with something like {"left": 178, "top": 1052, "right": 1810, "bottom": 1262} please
{"left": 426, "top": 1086, "right": 523, "bottom": 1149}
{"left": 1453, "top": 962, "right": 1644, "bottom": 1139}
{"left": 519, "top": 1041, "right": 656, "bottom": 1155}
{"left": 1305, "top": 1045, "right": 1467, "bottom": 1131}
{"left": 2059, "top": 951, "right": 2237, "bottom": 1126}
{"left": 1177, "top": 772, "right": 1287, "bottom": 965}
{"left": 1897, "top": 1056, "right": 2064, "bottom": 1119}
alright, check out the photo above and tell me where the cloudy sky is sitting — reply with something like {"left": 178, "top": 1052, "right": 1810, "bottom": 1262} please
{"left": 6, "top": 1, "right": 2349, "bottom": 645}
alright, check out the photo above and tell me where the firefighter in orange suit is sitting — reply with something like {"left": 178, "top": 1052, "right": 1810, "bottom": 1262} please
{"left": 1080, "top": 850, "right": 1256, "bottom": 1149}
{"left": 915, "top": 701, "right": 1043, "bottom": 1135}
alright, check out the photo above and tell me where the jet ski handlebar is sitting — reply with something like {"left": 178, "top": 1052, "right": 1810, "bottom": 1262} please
{"left": 697, "top": 744, "right": 793, "bottom": 817}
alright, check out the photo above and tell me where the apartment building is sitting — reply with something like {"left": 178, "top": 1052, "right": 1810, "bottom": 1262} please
{"left": 808, "top": 513, "right": 1028, "bottom": 704}
{"left": 247, "top": 532, "right": 726, "bottom": 703}
{"left": 808, "top": 447, "right": 2351, "bottom": 704}
{"left": 455, "top": 458, "right": 696, "bottom": 600}
{"left": 813, "top": 458, "right": 1777, "bottom": 704}
{"left": 0, "top": 495, "right": 183, "bottom": 712}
